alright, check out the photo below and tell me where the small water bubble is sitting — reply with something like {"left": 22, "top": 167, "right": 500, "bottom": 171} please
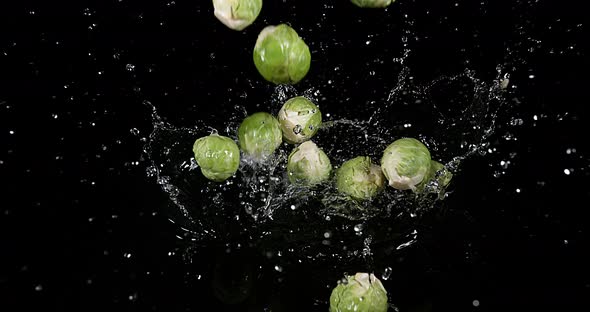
{"left": 473, "top": 300, "right": 480, "bottom": 307}
{"left": 290, "top": 205, "right": 296, "bottom": 210}
{"left": 528, "top": 74, "right": 535, "bottom": 79}
{"left": 515, "top": 188, "right": 521, "bottom": 193}
{"left": 564, "top": 168, "right": 571, "bottom": 175}
{"left": 274, "top": 265, "right": 283, "bottom": 272}
{"left": 323, "top": 231, "right": 332, "bottom": 238}
{"left": 382, "top": 267, "right": 392, "bottom": 280}
{"left": 353, "top": 223, "right": 364, "bottom": 233}
{"left": 35, "top": 284, "right": 43, "bottom": 291}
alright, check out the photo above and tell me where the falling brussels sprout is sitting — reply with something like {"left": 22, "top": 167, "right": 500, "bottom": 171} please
{"left": 287, "top": 141, "right": 331, "bottom": 185}
{"left": 329, "top": 273, "right": 388, "bottom": 312}
{"left": 277, "top": 96, "right": 322, "bottom": 144}
{"left": 253, "top": 24, "right": 311, "bottom": 84}
{"left": 381, "top": 138, "right": 431, "bottom": 191}
{"left": 192, "top": 134, "right": 240, "bottom": 182}
{"left": 237, "top": 112, "right": 282, "bottom": 161}
{"left": 336, "top": 156, "right": 385, "bottom": 200}
{"left": 417, "top": 160, "right": 453, "bottom": 193}
{"left": 212, "top": 0, "right": 262, "bottom": 31}
{"left": 351, "top": 0, "right": 394, "bottom": 8}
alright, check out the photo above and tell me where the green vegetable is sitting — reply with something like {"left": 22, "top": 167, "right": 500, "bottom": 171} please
{"left": 277, "top": 96, "right": 322, "bottom": 144}
{"left": 417, "top": 160, "right": 453, "bottom": 193}
{"left": 287, "top": 141, "right": 331, "bottom": 185}
{"left": 351, "top": 0, "right": 394, "bottom": 8}
{"left": 212, "top": 0, "right": 262, "bottom": 31}
{"left": 381, "top": 138, "right": 431, "bottom": 191}
{"left": 192, "top": 134, "right": 240, "bottom": 182}
{"left": 329, "top": 273, "right": 388, "bottom": 312}
{"left": 253, "top": 24, "right": 311, "bottom": 84}
{"left": 336, "top": 156, "right": 385, "bottom": 200}
{"left": 237, "top": 112, "right": 282, "bottom": 160}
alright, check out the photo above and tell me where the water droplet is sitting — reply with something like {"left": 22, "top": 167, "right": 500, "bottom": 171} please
{"left": 353, "top": 223, "right": 364, "bottom": 232}
{"left": 382, "top": 267, "right": 392, "bottom": 280}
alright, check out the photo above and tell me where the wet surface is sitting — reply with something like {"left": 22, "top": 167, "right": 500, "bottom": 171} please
{"left": 1, "top": 0, "right": 588, "bottom": 311}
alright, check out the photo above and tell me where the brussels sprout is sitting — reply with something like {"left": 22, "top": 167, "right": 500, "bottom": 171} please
{"left": 212, "top": 0, "right": 262, "bottom": 31}
{"left": 253, "top": 24, "right": 311, "bottom": 84}
{"left": 381, "top": 138, "right": 431, "bottom": 191}
{"left": 336, "top": 156, "right": 385, "bottom": 200}
{"left": 287, "top": 141, "right": 331, "bottom": 185}
{"left": 417, "top": 160, "right": 453, "bottom": 193}
{"left": 277, "top": 96, "right": 322, "bottom": 144}
{"left": 192, "top": 134, "right": 240, "bottom": 182}
{"left": 237, "top": 112, "right": 282, "bottom": 161}
{"left": 329, "top": 273, "right": 388, "bottom": 312}
{"left": 351, "top": 0, "right": 394, "bottom": 8}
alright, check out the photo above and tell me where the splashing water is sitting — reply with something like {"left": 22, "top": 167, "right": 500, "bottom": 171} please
{"left": 141, "top": 58, "right": 509, "bottom": 264}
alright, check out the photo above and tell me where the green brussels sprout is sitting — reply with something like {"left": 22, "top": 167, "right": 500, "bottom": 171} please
{"left": 287, "top": 141, "right": 332, "bottom": 185}
{"left": 381, "top": 138, "right": 431, "bottom": 191}
{"left": 237, "top": 112, "right": 282, "bottom": 161}
{"left": 212, "top": 0, "right": 262, "bottom": 31}
{"left": 329, "top": 273, "right": 388, "bottom": 312}
{"left": 336, "top": 156, "right": 385, "bottom": 200}
{"left": 253, "top": 24, "right": 311, "bottom": 84}
{"left": 277, "top": 96, "right": 322, "bottom": 144}
{"left": 417, "top": 160, "right": 453, "bottom": 193}
{"left": 192, "top": 134, "right": 240, "bottom": 182}
{"left": 351, "top": 0, "right": 394, "bottom": 8}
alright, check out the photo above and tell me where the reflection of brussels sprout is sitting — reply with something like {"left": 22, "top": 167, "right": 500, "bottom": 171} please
{"left": 278, "top": 96, "right": 322, "bottom": 144}
{"left": 336, "top": 156, "right": 385, "bottom": 200}
{"left": 212, "top": 0, "right": 262, "bottom": 31}
{"left": 329, "top": 273, "right": 388, "bottom": 312}
{"left": 351, "top": 0, "right": 394, "bottom": 8}
{"left": 381, "top": 138, "right": 431, "bottom": 191}
{"left": 237, "top": 112, "right": 282, "bottom": 160}
{"left": 192, "top": 134, "right": 240, "bottom": 182}
{"left": 287, "top": 141, "right": 331, "bottom": 185}
{"left": 253, "top": 24, "right": 311, "bottom": 84}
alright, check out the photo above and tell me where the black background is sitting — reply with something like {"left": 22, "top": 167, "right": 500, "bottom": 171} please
{"left": 1, "top": 0, "right": 588, "bottom": 311}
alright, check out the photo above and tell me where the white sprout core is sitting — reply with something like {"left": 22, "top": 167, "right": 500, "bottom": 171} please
{"left": 278, "top": 106, "right": 315, "bottom": 142}
{"left": 213, "top": 0, "right": 254, "bottom": 31}
{"left": 382, "top": 145, "right": 427, "bottom": 190}
{"left": 290, "top": 141, "right": 328, "bottom": 177}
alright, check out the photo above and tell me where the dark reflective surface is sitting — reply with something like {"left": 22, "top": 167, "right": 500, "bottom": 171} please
{"left": 1, "top": 0, "right": 588, "bottom": 311}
